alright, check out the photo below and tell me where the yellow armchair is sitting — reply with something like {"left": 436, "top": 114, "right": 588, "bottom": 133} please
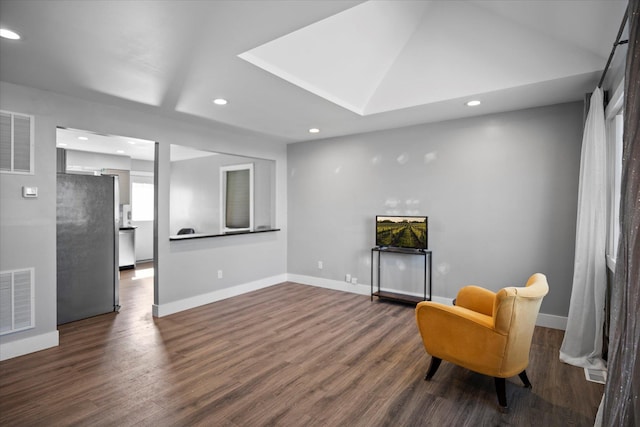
{"left": 415, "top": 273, "right": 549, "bottom": 410}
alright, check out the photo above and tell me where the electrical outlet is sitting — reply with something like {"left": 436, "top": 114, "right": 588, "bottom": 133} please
{"left": 351, "top": 277, "right": 358, "bottom": 285}
{"left": 318, "top": 261, "right": 323, "bottom": 269}
{"left": 217, "top": 270, "right": 223, "bottom": 279}
{"left": 345, "top": 273, "right": 351, "bottom": 282}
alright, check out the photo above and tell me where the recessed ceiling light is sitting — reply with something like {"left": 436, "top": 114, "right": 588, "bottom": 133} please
{"left": 58, "top": 143, "right": 67, "bottom": 147}
{"left": 116, "top": 150, "right": 125, "bottom": 154}
{"left": 0, "top": 28, "right": 21, "bottom": 40}
{"left": 127, "top": 141, "right": 136, "bottom": 145}
{"left": 213, "top": 98, "right": 228, "bottom": 105}
{"left": 78, "top": 136, "right": 88, "bottom": 141}
{"left": 309, "top": 128, "right": 320, "bottom": 134}
{"left": 466, "top": 100, "right": 481, "bottom": 107}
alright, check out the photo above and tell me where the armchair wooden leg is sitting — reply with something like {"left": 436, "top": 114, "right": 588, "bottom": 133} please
{"left": 518, "top": 370, "right": 532, "bottom": 388}
{"left": 494, "top": 377, "right": 508, "bottom": 411}
{"left": 424, "top": 357, "right": 442, "bottom": 381}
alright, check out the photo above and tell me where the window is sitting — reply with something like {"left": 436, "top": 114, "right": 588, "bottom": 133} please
{"left": 605, "top": 81, "right": 624, "bottom": 269}
{"left": 131, "top": 182, "right": 154, "bottom": 222}
{"left": 221, "top": 163, "right": 254, "bottom": 231}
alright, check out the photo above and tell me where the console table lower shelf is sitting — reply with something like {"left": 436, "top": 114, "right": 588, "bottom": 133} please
{"left": 371, "top": 290, "right": 426, "bottom": 305}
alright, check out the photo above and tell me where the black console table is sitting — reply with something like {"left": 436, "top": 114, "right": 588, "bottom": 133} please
{"left": 371, "top": 247, "right": 432, "bottom": 305}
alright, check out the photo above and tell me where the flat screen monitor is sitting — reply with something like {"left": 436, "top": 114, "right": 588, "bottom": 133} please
{"left": 375, "top": 215, "right": 428, "bottom": 250}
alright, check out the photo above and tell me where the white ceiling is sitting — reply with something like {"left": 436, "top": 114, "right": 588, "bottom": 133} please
{"left": 0, "top": 0, "right": 628, "bottom": 148}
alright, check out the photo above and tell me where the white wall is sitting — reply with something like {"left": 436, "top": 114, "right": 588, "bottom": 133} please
{"left": 287, "top": 102, "right": 583, "bottom": 319}
{"left": 0, "top": 81, "right": 287, "bottom": 359}
{"left": 65, "top": 149, "right": 132, "bottom": 173}
{"left": 170, "top": 153, "right": 275, "bottom": 235}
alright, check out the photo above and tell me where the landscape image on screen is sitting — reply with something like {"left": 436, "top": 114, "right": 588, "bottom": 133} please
{"left": 376, "top": 216, "right": 428, "bottom": 249}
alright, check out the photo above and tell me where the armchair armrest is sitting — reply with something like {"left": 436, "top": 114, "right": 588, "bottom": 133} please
{"left": 455, "top": 285, "right": 496, "bottom": 317}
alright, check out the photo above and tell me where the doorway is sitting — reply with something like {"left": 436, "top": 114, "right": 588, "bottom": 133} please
{"left": 56, "top": 127, "right": 157, "bottom": 323}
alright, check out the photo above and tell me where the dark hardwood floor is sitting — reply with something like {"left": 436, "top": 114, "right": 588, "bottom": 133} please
{"left": 1, "top": 265, "right": 603, "bottom": 426}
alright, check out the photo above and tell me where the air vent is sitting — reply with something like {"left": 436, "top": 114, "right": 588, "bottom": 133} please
{"left": 0, "top": 268, "right": 35, "bottom": 335}
{"left": 584, "top": 367, "right": 607, "bottom": 384}
{"left": 0, "top": 110, "right": 34, "bottom": 174}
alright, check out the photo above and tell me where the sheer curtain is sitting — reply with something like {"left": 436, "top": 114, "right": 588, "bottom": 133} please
{"left": 559, "top": 87, "right": 607, "bottom": 369}
{"left": 602, "top": 0, "right": 639, "bottom": 424}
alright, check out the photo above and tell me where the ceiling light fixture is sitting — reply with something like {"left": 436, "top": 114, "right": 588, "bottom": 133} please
{"left": 116, "top": 150, "right": 125, "bottom": 154}
{"left": 0, "top": 28, "right": 21, "bottom": 40}
{"left": 466, "top": 100, "right": 481, "bottom": 107}
{"left": 58, "top": 143, "right": 67, "bottom": 147}
{"left": 127, "top": 141, "right": 136, "bottom": 145}
{"left": 78, "top": 136, "right": 88, "bottom": 141}
{"left": 213, "top": 98, "right": 228, "bottom": 105}
{"left": 309, "top": 128, "right": 320, "bottom": 134}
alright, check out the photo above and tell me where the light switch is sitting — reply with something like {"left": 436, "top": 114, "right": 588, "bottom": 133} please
{"left": 22, "top": 186, "right": 38, "bottom": 198}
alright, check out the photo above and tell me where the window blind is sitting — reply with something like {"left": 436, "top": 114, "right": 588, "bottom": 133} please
{"left": 225, "top": 169, "right": 250, "bottom": 229}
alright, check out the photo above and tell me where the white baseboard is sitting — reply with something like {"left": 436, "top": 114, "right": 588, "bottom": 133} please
{"left": 0, "top": 330, "right": 59, "bottom": 361}
{"left": 152, "top": 274, "right": 287, "bottom": 317}
{"left": 535, "top": 313, "right": 567, "bottom": 330}
{"left": 286, "top": 274, "right": 371, "bottom": 296}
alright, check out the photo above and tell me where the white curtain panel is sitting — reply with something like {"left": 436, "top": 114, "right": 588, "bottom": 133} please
{"left": 559, "top": 87, "right": 607, "bottom": 369}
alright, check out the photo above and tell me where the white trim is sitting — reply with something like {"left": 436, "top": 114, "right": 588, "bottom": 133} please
{"left": 152, "top": 274, "right": 286, "bottom": 317}
{"left": 0, "top": 330, "right": 59, "bottom": 361}
{"left": 535, "top": 313, "right": 567, "bottom": 330}
{"left": 287, "top": 273, "right": 371, "bottom": 296}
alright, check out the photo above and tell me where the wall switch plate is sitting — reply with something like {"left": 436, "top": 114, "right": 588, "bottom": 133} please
{"left": 351, "top": 277, "right": 358, "bottom": 285}
{"left": 22, "top": 186, "right": 38, "bottom": 198}
{"left": 318, "top": 261, "right": 323, "bottom": 269}
{"left": 217, "top": 270, "right": 223, "bottom": 279}
{"left": 345, "top": 274, "right": 351, "bottom": 282}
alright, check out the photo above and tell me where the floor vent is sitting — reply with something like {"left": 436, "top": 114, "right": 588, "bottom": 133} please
{"left": 0, "top": 268, "right": 35, "bottom": 335}
{"left": 584, "top": 367, "right": 607, "bottom": 384}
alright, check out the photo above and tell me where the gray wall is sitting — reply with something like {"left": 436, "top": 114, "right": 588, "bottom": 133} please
{"left": 0, "top": 81, "right": 287, "bottom": 354}
{"left": 287, "top": 102, "right": 583, "bottom": 317}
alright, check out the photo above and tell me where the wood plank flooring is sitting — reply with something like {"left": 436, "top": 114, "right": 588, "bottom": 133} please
{"left": 0, "top": 264, "right": 604, "bottom": 426}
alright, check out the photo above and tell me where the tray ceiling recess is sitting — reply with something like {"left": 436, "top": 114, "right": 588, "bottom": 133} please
{"left": 239, "top": 1, "right": 623, "bottom": 116}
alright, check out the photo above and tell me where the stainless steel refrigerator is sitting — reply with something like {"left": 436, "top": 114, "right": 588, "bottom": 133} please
{"left": 56, "top": 173, "right": 120, "bottom": 325}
